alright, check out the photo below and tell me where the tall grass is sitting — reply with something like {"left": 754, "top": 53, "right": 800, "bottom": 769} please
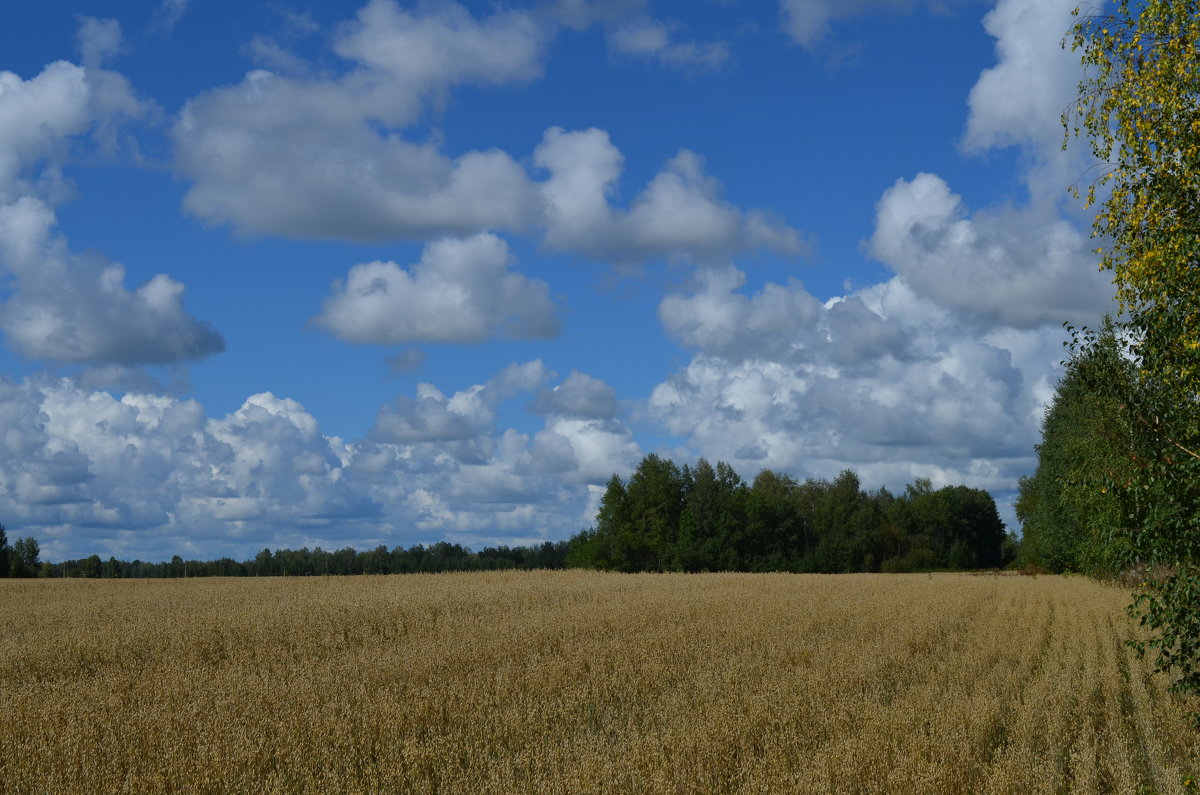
{"left": 1, "top": 572, "right": 1196, "bottom": 793}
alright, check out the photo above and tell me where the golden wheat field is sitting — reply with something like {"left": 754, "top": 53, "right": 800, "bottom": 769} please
{"left": 0, "top": 572, "right": 1197, "bottom": 794}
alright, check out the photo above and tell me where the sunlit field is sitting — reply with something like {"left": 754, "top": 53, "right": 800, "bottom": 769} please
{"left": 1, "top": 572, "right": 1197, "bottom": 793}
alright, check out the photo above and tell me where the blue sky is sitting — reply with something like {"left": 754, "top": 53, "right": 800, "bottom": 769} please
{"left": 0, "top": 0, "right": 1116, "bottom": 562}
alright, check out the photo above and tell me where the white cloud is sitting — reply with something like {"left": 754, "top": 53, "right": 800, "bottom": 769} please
{"left": 0, "top": 369, "right": 635, "bottom": 560}
{"left": 371, "top": 360, "right": 553, "bottom": 446}
{"left": 633, "top": 0, "right": 1101, "bottom": 527}
{"left": 0, "top": 196, "right": 223, "bottom": 365}
{"left": 532, "top": 370, "right": 620, "bottom": 419}
{"left": 0, "top": 37, "right": 219, "bottom": 367}
{"left": 173, "top": 3, "right": 800, "bottom": 263}
{"left": 531, "top": 416, "right": 641, "bottom": 483}
{"left": 658, "top": 263, "right": 914, "bottom": 371}
{"left": 535, "top": 127, "right": 803, "bottom": 264}
{"left": 6, "top": 21, "right": 148, "bottom": 167}
{"left": 313, "top": 233, "right": 560, "bottom": 345}
{"left": 658, "top": 264, "right": 824, "bottom": 362}
{"left": 372, "top": 383, "right": 494, "bottom": 447}
{"left": 0, "top": 378, "right": 358, "bottom": 558}
{"left": 173, "top": 1, "right": 546, "bottom": 241}
{"left": 609, "top": 17, "right": 730, "bottom": 71}
{"left": 868, "top": 172, "right": 1113, "bottom": 329}
{"left": 174, "top": 79, "right": 541, "bottom": 241}
{"left": 646, "top": 273, "right": 1052, "bottom": 503}
{"left": 356, "top": 363, "right": 638, "bottom": 536}
{"left": 333, "top": 0, "right": 548, "bottom": 91}
{"left": 962, "top": 0, "right": 1081, "bottom": 155}
{"left": 3, "top": 264, "right": 223, "bottom": 365}
{"left": 0, "top": 62, "right": 93, "bottom": 201}
{"left": 961, "top": 0, "right": 1087, "bottom": 202}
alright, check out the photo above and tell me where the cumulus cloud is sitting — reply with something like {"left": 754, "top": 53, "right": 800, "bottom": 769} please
{"left": 0, "top": 31, "right": 221, "bottom": 367}
{"left": 0, "top": 362, "right": 643, "bottom": 559}
{"left": 867, "top": 172, "right": 1112, "bottom": 328}
{"left": 373, "top": 383, "right": 494, "bottom": 448}
{"left": 173, "top": 1, "right": 546, "bottom": 241}
{"left": 0, "top": 378, "right": 378, "bottom": 559}
{"left": 646, "top": 274, "right": 1052, "bottom": 506}
{"left": 535, "top": 127, "right": 803, "bottom": 264}
{"left": 333, "top": 0, "right": 547, "bottom": 91}
{"left": 0, "top": 254, "right": 225, "bottom": 365}
{"left": 608, "top": 17, "right": 729, "bottom": 71}
{"left": 961, "top": 0, "right": 1086, "bottom": 201}
{"left": 173, "top": 2, "right": 801, "bottom": 264}
{"left": 0, "top": 197, "right": 223, "bottom": 364}
{"left": 628, "top": 0, "right": 1101, "bottom": 529}
{"left": 962, "top": 0, "right": 1081, "bottom": 154}
{"left": 657, "top": 263, "right": 914, "bottom": 372}
{"left": 530, "top": 416, "right": 641, "bottom": 483}
{"left": 0, "top": 62, "right": 93, "bottom": 201}
{"left": 174, "top": 83, "right": 540, "bottom": 241}
{"left": 659, "top": 264, "right": 823, "bottom": 362}
{"left": 371, "top": 360, "right": 552, "bottom": 446}
{"left": 532, "top": 370, "right": 619, "bottom": 419}
{"left": 357, "top": 363, "right": 639, "bottom": 531}
{"left": 313, "top": 233, "right": 560, "bottom": 345}
{"left": 355, "top": 363, "right": 639, "bottom": 540}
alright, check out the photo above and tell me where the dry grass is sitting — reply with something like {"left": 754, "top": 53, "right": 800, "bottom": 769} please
{"left": 1, "top": 572, "right": 1197, "bottom": 793}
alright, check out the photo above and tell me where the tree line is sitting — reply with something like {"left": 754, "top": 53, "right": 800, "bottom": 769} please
{"left": 565, "top": 455, "right": 1016, "bottom": 573}
{"left": 0, "top": 524, "right": 41, "bottom": 578}
{"left": 6, "top": 536, "right": 569, "bottom": 579}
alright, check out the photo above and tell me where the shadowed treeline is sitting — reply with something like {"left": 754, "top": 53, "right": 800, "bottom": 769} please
{"left": 40, "top": 541, "right": 569, "bottom": 579}
{"left": 565, "top": 455, "right": 1016, "bottom": 573}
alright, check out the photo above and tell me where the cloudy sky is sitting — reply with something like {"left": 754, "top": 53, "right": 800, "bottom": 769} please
{"left": 0, "top": 0, "right": 1115, "bottom": 562}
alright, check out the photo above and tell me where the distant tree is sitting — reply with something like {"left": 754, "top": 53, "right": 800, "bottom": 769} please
{"left": 809, "top": 470, "right": 882, "bottom": 573}
{"left": 0, "top": 523, "right": 9, "bottom": 578}
{"left": 81, "top": 554, "right": 102, "bottom": 579}
{"left": 253, "top": 548, "right": 274, "bottom": 576}
{"left": 620, "top": 454, "right": 686, "bottom": 571}
{"left": 570, "top": 474, "right": 630, "bottom": 570}
{"left": 937, "top": 486, "right": 1006, "bottom": 569}
{"left": 10, "top": 537, "right": 40, "bottom": 578}
{"left": 743, "top": 469, "right": 802, "bottom": 571}
{"left": 677, "top": 459, "right": 745, "bottom": 571}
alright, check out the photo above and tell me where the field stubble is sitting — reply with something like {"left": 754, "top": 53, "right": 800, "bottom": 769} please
{"left": 1, "top": 572, "right": 1197, "bottom": 793}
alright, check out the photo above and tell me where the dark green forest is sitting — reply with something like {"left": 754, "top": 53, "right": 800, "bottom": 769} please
{"left": 565, "top": 455, "right": 1015, "bottom": 573}
{"left": 5, "top": 536, "right": 569, "bottom": 579}
{"left": 1016, "top": 321, "right": 1137, "bottom": 577}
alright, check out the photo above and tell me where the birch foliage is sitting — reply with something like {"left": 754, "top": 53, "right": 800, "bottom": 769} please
{"left": 1066, "top": 0, "right": 1200, "bottom": 715}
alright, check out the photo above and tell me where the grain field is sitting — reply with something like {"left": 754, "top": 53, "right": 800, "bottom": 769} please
{"left": 1, "top": 572, "right": 1197, "bottom": 793}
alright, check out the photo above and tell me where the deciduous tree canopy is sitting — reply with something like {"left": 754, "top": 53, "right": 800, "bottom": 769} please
{"left": 567, "top": 456, "right": 1012, "bottom": 573}
{"left": 1065, "top": 0, "right": 1200, "bottom": 711}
